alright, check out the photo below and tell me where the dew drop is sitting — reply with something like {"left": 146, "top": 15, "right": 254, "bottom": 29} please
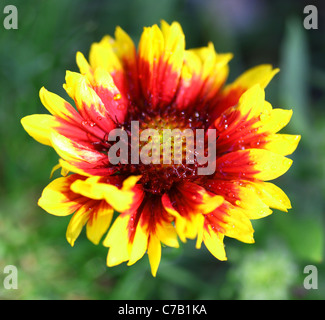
{"left": 114, "top": 93, "right": 122, "bottom": 100}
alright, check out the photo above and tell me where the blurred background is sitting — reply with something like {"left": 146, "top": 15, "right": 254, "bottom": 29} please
{"left": 0, "top": 0, "right": 324, "bottom": 300}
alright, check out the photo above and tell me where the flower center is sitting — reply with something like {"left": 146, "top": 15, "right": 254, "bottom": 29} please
{"left": 118, "top": 108, "right": 209, "bottom": 195}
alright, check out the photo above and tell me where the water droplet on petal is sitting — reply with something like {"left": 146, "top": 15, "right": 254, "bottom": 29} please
{"left": 114, "top": 93, "right": 122, "bottom": 100}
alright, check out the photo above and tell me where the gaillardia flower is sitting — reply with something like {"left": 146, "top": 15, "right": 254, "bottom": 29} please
{"left": 21, "top": 21, "right": 300, "bottom": 276}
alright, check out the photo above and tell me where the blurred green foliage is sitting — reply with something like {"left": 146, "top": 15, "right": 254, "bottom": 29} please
{"left": 0, "top": 0, "right": 324, "bottom": 300}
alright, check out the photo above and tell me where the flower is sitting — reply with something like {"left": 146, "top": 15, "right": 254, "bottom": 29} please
{"left": 21, "top": 21, "right": 300, "bottom": 276}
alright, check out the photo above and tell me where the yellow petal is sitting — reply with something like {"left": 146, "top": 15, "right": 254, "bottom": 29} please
{"left": 86, "top": 202, "right": 114, "bottom": 245}
{"left": 76, "top": 51, "right": 93, "bottom": 82}
{"left": 63, "top": 71, "right": 103, "bottom": 113}
{"left": 258, "top": 109, "right": 293, "bottom": 133}
{"left": 127, "top": 224, "right": 148, "bottom": 266}
{"left": 147, "top": 235, "right": 161, "bottom": 277}
{"left": 93, "top": 67, "right": 120, "bottom": 94}
{"left": 249, "top": 148, "right": 293, "bottom": 181}
{"left": 21, "top": 114, "right": 59, "bottom": 146}
{"left": 203, "top": 227, "right": 227, "bottom": 260}
{"left": 58, "top": 159, "right": 91, "bottom": 177}
{"left": 106, "top": 243, "right": 130, "bottom": 267}
{"left": 155, "top": 221, "right": 179, "bottom": 248}
{"left": 89, "top": 35, "right": 122, "bottom": 73}
{"left": 190, "top": 42, "right": 232, "bottom": 81}
{"left": 114, "top": 26, "right": 137, "bottom": 62}
{"left": 199, "top": 193, "right": 224, "bottom": 214}
{"left": 39, "top": 87, "right": 77, "bottom": 120}
{"left": 63, "top": 71, "right": 85, "bottom": 100}
{"left": 38, "top": 176, "right": 81, "bottom": 217}
{"left": 161, "top": 194, "right": 187, "bottom": 242}
{"left": 70, "top": 175, "right": 141, "bottom": 212}
{"left": 139, "top": 24, "right": 164, "bottom": 65}
{"left": 50, "top": 132, "right": 104, "bottom": 165}
{"left": 195, "top": 214, "right": 205, "bottom": 249}
{"left": 264, "top": 134, "right": 301, "bottom": 156}
{"left": 236, "top": 84, "right": 266, "bottom": 121}
{"left": 221, "top": 206, "right": 255, "bottom": 244}
{"left": 226, "top": 64, "right": 279, "bottom": 91}
{"left": 104, "top": 214, "right": 131, "bottom": 266}
{"left": 50, "top": 162, "right": 69, "bottom": 178}
{"left": 249, "top": 181, "right": 292, "bottom": 212}
{"left": 50, "top": 163, "right": 62, "bottom": 178}
{"left": 66, "top": 206, "right": 91, "bottom": 246}
{"left": 235, "top": 184, "right": 272, "bottom": 220}
{"left": 160, "top": 20, "right": 185, "bottom": 72}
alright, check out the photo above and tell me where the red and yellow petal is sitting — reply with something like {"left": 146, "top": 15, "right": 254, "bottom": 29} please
{"left": 63, "top": 71, "right": 118, "bottom": 131}
{"left": 246, "top": 181, "right": 292, "bottom": 212}
{"left": 103, "top": 214, "right": 139, "bottom": 267}
{"left": 30, "top": 87, "right": 102, "bottom": 146}
{"left": 89, "top": 35, "right": 123, "bottom": 74}
{"left": 174, "top": 43, "right": 232, "bottom": 112}
{"left": 50, "top": 132, "right": 110, "bottom": 176}
{"left": 21, "top": 114, "right": 60, "bottom": 146}
{"left": 78, "top": 27, "right": 140, "bottom": 104}
{"left": 214, "top": 148, "right": 292, "bottom": 182}
{"left": 213, "top": 64, "right": 279, "bottom": 118}
{"left": 91, "top": 68, "right": 128, "bottom": 123}
{"left": 103, "top": 193, "right": 179, "bottom": 276}
{"left": 202, "top": 225, "right": 227, "bottom": 261}
{"left": 213, "top": 85, "right": 301, "bottom": 156}
{"left": 205, "top": 179, "right": 272, "bottom": 219}
{"left": 219, "top": 204, "right": 255, "bottom": 244}
{"left": 263, "top": 134, "right": 301, "bottom": 156}
{"left": 38, "top": 174, "right": 87, "bottom": 216}
{"left": 39, "top": 86, "right": 82, "bottom": 122}
{"left": 70, "top": 175, "right": 142, "bottom": 212}
{"left": 37, "top": 85, "right": 118, "bottom": 150}
{"left": 86, "top": 201, "right": 114, "bottom": 245}
{"left": 162, "top": 182, "right": 224, "bottom": 242}
{"left": 38, "top": 174, "right": 119, "bottom": 246}
{"left": 65, "top": 198, "right": 114, "bottom": 247}
{"left": 138, "top": 21, "right": 185, "bottom": 109}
